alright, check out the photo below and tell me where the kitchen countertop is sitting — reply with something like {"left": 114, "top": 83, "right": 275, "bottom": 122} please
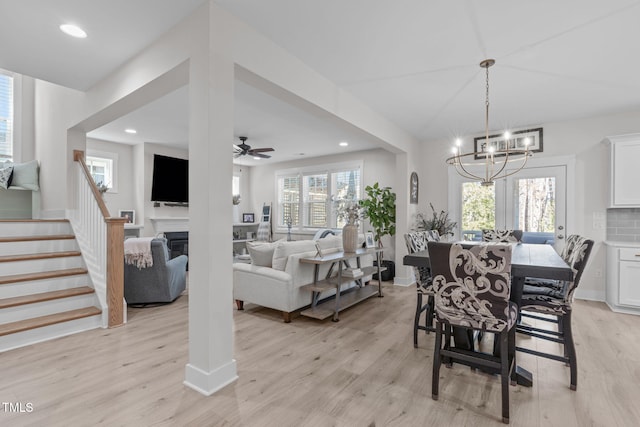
{"left": 604, "top": 240, "right": 640, "bottom": 247}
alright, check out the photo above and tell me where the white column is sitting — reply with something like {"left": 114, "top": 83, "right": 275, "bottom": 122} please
{"left": 183, "top": 5, "right": 237, "bottom": 395}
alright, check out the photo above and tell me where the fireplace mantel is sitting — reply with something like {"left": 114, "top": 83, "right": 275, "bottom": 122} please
{"left": 149, "top": 217, "right": 189, "bottom": 234}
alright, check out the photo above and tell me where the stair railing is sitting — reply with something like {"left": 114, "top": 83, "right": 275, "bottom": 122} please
{"left": 71, "top": 150, "right": 126, "bottom": 328}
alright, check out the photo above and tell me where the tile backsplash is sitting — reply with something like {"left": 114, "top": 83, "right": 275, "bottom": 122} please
{"left": 607, "top": 208, "right": 640, "bottom": 242}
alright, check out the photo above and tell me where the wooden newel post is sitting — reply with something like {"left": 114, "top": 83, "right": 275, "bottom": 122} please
{"left": 106, "top": 217, "right": 127, "bottom": 327}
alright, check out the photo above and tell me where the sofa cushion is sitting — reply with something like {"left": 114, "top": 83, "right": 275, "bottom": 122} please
{"left": 247, "top": 240, "right": 279, "bottom": 267}
{"left": 8, "top": 160, "right": 40, "bottom": 190}
{"left": 0, "top": 164, "right": 13, "bottom": 189}
{"left": 272, "top": 240, "right": 317, "bottom": 271}
{"left": 316, "top": 234, "right": 343, "bottom": 253}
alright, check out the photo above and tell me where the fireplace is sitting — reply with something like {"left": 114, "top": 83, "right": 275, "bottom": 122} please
{"left": 165, "top": 231, "right": 189, "bottom": 262}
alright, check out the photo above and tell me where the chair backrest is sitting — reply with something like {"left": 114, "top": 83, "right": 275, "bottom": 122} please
{"left": 560, "top": 234, "right": 582, "bottom": 263}
{"left": 564, "top": 235, "right": 594, "bottom": 303}
{"left": 482, "top": 229, "right": 523, "bottom": 243}
{"left": 404, "top": 231, "right": 431, "bottom": 288}
{"left": 426, "top": 229, "right": 441, "bottom": 242}
{"left": 428, "top": 242, "right": 513, "bottom": 331}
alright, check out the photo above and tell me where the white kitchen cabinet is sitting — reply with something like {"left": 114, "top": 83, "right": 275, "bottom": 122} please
{"left": 606, "top": 242, "right": 640, "bottom": 315}
{"left": 604, "top": 133, "right": 640, "bottom": 207}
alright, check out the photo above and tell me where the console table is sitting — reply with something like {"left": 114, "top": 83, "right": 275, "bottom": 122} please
{"left": 299, "top": 248, "right": 385, "bottom": 322}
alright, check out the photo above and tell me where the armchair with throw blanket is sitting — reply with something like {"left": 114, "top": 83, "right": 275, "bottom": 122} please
{"left": 124, "top": 237, "right": 188, "bottom": 304}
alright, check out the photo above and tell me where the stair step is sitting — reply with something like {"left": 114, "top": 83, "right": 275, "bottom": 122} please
{"left": 0, "top": 286, "right": 94, "bottom": 309}
{"left": 0, "top": 234, "right": 75, "bottom": 243}
{"left": 0, "top": 251, "right": 82, "bottom": 263}
{"left": 0, "top": 268, "right": 88, "bottom": 285}
{"left": 0, "top": 306, "right": 101, "bottom": 337}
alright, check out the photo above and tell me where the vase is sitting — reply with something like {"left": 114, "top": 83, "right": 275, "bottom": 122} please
{"left": 342, "top": 223, "right": 358, "bottom": 253}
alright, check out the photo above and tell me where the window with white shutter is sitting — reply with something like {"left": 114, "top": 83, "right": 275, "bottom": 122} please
{"left": 0, "top": 71, "right": 14, "bottom": 162}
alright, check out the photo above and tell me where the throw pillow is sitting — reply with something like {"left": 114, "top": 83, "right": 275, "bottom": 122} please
{"left": 0, "top": 165, "right": 13, "bottom": 189}
{"left": 316, "top": 234, "right": 343, "bottom": 252}
{"left": 9, "top": 160, "right": 39, "bottom": 190}
{"left": 271, "top": 240, "right": 317, "bottom": 271}
{"left": 246, "top": 240, "right": 278, "bottom": 267}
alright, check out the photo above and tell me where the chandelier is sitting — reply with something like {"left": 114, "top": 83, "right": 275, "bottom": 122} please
{"left": 446, "top": 59, "right": 532, "bottom": 186}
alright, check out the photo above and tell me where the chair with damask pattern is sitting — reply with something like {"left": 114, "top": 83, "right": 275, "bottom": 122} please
{"left": 403, "top": 230, "right": 440, "bottom": 347}
{"left": 428, "top": 242, "right": 516, "bottom": 424}
{"left": 517, "top": 235, "right": 594, "bottom": 391}
{"left": 482, "top": 229, "right": 523, "bottom": 243}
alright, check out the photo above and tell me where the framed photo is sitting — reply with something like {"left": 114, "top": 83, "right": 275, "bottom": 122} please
{"left": 410, "top": 172, "right": 419, "bottom": 204}
{"left": 365, "top": 232, "right": 375, "bottom": 248}
{"left": 242, "top": 213, "right": 255, "bottom": 223}
{"left": 118, "top": 210, "right": 135, "bottom": 224}
{"left": 474, "top": 127, "right": 543, "bottom": 160}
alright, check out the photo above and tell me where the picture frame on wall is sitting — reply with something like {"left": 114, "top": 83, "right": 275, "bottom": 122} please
{"left": 243, "top": 213, "right": 255, "bottom": 223}
{"left": 474, "top": 127, "right": 543, "bottom": 160}
{"left": 118, "top": 210, "right": 135, "bottom": 224}
{"left": 365, "top": 232, "right": 375, "bottom": 248}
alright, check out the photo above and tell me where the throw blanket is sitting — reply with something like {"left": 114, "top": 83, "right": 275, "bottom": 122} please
{"left": 124, "top": 237, "right": 154, "bottom": 269}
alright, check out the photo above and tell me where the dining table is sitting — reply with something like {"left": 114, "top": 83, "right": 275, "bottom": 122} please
{"left": 403, "top": 241, "right": 573, "bottom": 387}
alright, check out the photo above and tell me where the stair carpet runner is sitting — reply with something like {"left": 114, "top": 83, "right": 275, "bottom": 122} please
{"left": 0, "top": 219, "right": 102, "bottom": 352}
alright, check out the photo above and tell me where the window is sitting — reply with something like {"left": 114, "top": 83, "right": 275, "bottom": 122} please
{"left": 232, "top": 175, "right": 240, "bottom": 196}
{"left": 86, "top": 151, "right": 118, "bottom": 193}
{"left": 0, "top": 70, "right": 14, "bottom": 162}
{"left": 461, "top": 181, "right": 495, "bottom": 240}
{"left": 276, "top": 161, "right": 362, "bottom": 232}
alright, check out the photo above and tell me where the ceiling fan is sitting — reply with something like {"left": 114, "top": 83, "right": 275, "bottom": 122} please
{"left": 233, "top": 136, "right": 274, "bottom": 159}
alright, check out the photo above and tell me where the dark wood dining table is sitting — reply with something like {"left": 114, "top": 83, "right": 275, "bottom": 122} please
{"left": 403, "top": 242, "right": 573, "bottom": 387}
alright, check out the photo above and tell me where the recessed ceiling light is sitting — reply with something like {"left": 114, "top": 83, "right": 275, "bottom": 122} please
{"left": 125, "top": 128, "right": 137, "bottom": 134}
{"left": 339, "top": 141, "right": 349, "bottom": 147}
{"left": 60, "top": 24, "right": 87, "bottom": 39}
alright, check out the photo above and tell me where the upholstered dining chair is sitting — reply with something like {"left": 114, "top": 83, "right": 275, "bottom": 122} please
{"left": 482, "top": 229, "right": 523, "bottom": 243}
{"left": 523, "top": 234, "right": 583, "bottom": 291}
{"left": 428, "top": 242, "right": 516, "bottom": 424}
{"left": 517, "top": 235, "right": 593, "bottom": 391}
{"left": 403, "top": 230, "right": 440, "bottom": 347}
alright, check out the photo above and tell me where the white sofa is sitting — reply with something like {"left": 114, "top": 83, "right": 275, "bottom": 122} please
{"left": 233, "top": 235, "right": 372, "bottom": 322}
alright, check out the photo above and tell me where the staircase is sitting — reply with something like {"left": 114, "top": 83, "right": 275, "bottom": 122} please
{"left": 0, "top": 219, "right": 102, "bottom": 352}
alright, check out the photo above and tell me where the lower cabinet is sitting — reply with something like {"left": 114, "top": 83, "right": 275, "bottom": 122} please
{"left": 606, "top": 243, "right": 640, "bottom": 314}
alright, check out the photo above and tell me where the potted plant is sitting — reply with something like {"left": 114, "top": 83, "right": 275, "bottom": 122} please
{"left": 359, "top": 182, "right": 396, "bottom": 281}
{"left": 415, "top": 202, "right": 457, "bottom": 239}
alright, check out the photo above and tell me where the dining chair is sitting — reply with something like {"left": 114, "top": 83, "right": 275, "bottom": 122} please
{"left": 482, "top": 229, "right": 523, "bottom": 243}
{"left": 517, "top": 235, "right": 594, "bottom": 391}
{"left": 403, "top": 230, "right": 440, "bottom": 347}
{"left": 428, "top": 242, "right": 517, "bottom": 424}
{"left": 523, "top": 234, "right": 582, "bottom": 291}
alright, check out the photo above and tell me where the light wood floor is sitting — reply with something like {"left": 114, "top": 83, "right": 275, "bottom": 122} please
{"left": 1, "top": 283, "right": 639, "bottom": 426}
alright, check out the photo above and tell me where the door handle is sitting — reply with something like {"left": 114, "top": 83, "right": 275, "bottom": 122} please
{"left": 558, "top": 226, "right": 564, "bottom": 230}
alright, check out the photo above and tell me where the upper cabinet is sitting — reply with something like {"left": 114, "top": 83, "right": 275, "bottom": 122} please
{"left": 604, "top": 134, "right": 640, "bottom": 208}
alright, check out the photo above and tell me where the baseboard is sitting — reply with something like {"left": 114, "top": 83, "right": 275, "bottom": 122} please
{"left": 575, "top": 289, "right": 605, "bottom": 302}
{"left": 392, "top": 275, "right": 415, "bottom": 287}
{"left": 184, "top": 359, "right": 238, "bottom": 396}
{"left": 605, "top": 301, "right": 640, "bottom": 316}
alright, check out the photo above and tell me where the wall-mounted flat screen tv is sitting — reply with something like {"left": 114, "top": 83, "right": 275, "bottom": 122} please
{"left": 151, "top": 154, "right": 188, "bottom": 203}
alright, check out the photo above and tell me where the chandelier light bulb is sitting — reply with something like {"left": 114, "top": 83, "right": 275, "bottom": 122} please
{"left": 451, "top": 146, "right": 458, "bottom": 154}
{"left": 523, "top": 137, "right": 531, "bottom": 146}
{"left": 455, "top": 138, "right": 462, "bottom": 146}
{"left": 504, "top": 131, "right": 511, "bottom": 139}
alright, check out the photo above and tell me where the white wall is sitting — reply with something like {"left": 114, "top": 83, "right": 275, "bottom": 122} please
{"left": 86, "top": 138, "right": 135, "bottom": 220}
{"left": 419, "top": 109, "right": 640, "bottom": 301}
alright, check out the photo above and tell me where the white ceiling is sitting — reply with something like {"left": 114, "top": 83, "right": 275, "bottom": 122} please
{"left": 3, "top": 0, "right": 640, "bottom": 164}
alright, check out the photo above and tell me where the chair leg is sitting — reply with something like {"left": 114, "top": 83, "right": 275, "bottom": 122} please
{"left": 426, "top": 294, "right": 435, "bottom": 332}
{"left": 432, "top": 321, "right": 443, "bottom": 400}
{"left": 414, "top": 292, "right": 423, "bottom": 347}
{"left": 563, "top": 311, "right": 578, "bottom": 390}
{"left": 500, "top": 329, "right": 510, "bottom": 424}
{"left": 235, "top": 299, "right": 244, "bottom": 310}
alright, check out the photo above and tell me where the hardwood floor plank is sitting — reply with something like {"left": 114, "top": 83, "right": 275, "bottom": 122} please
{"left": 0, "top": 286, "right": 639, "bottom": 426}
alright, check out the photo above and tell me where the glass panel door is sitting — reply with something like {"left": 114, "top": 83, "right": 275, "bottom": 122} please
{"left": 504, "top": 165, "right": 566, "bottom": 250}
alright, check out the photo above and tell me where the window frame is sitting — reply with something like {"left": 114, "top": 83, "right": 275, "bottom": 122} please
{"left": 275, "top": 160, "right": 363, "bottom": 234}
{"left": 86, "top": 150, "right": 119, "bottom": 193}
{"left": 0, "top": 69, "right": 18, "bottom": 162}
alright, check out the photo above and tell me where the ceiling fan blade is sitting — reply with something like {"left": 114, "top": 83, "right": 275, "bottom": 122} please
{"left": 248, "top": 147, "right": 274, "bottom": 153}
{"left": 252, "top": 152, "right": 271, "bottom": 159}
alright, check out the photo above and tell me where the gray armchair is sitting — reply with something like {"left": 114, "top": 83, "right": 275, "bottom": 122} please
{"left": 124, "top": 238, "right": 188, "bottom": 304}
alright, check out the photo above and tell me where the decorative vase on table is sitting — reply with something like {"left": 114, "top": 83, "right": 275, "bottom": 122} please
{"left": 342, "top": 223, "right": 359, "bottom": 253}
